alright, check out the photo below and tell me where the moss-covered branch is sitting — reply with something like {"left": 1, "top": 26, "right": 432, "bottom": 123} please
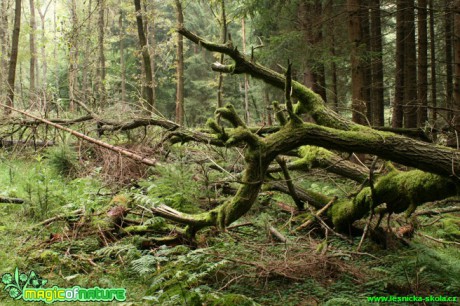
{"left": 268, "top": 146, "right": 368, "bottom": 182}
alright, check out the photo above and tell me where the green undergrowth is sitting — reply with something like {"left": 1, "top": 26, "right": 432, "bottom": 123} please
{"left": 1, "top": 152, "right": 460, "bottom": 305}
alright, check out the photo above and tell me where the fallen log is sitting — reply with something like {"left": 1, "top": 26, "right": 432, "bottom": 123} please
{"left": 0, "top": 197, "right": 24, "bottom": 204}
{"left": 0, "top": 104, "right": 157, "bottom": 167}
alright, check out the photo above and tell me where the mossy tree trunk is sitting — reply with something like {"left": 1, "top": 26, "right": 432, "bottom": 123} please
{"left": 135, "top": 26, "right": 460, "bottom": 239}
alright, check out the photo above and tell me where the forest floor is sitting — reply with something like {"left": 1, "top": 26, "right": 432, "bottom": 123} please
{"left": 0, "top": 146, "right": 459, "bottom": 305}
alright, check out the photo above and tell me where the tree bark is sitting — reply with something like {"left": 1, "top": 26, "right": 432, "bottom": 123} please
{"left": 453, "top": 0, "right": 460, "bottom": 143}
{"left": 429, "top": 0, "right": 437, "bottom": 122}
{"left": 97, "top": 0, "right": 106, "bottom": 108}
{"left": 119, "top": 1, "right": 126, "bottom": 105}
{"left": 446, "top": 0, "right": 454, "bottom": 121}
{"left": 403, "top": 0, "right": 418, "bottom": 128}
{"left": 418, "top": 0, "right": 429, "bottom": 126}
{"left": 393, "top": 0, "right": 406, "bottom": 128}
{"left": 133, "top": 0, "right": 155, "bottom": 112}
{"left": 5, "top": 0, "right": 22, "bottom": 115}
{"left": 29, "top": 0, "right": 37, "bottom": 105}
{"left": 68, "top": 0, "right": 78, "bottom": 112}
{"left": 242, "top": 17, "right": 250, "bottom": 124}
{"left": 347, "top": 0, "right": 367, "bottom": 125}
{"left": 370, "top": 0, "right": 384, "bottom": 126}
{"left": 217, "top": 0, "right": 227, "bottom": 110}
{"left": 175, "top": 0, "right": 185, "bottom": 125}
{"left": 0, "top": 0, "right": 9, "bottom": 102}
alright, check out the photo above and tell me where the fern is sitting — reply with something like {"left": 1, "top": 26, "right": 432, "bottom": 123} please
{"left": 93, "top": 242, "right": 140, "bottom": 261}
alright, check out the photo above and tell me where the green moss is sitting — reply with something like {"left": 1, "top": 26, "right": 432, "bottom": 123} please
{"left": 202, "top": 293, "right": 259, "bottom": 305}
{"left": 330, "top": 170, "right": 458, "bottom": 231}
{"left": 292, "top": 145, "right": 334, "bottom": 170}
{"left": 437, "top": 216, "right": 460, "bottom": 240}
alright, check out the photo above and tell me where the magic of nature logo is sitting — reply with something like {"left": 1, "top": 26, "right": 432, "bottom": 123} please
{"left": 1, "top": 267, "right": 126, "bottom": 303}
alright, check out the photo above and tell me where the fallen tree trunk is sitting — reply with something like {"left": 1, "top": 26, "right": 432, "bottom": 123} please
{"left": 125, "top": 28, "right": 460, "bottom": 238}
{"left": 0, "top": 139, "right": 54, "bottom": 148}
{"left": 0, "top": 103, "right": 157, "bottom": 167}
{"left": 0, "top": 197, "right": 24, "bottom": 204}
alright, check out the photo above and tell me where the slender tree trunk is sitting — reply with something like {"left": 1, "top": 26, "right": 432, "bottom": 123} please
{"left": 370, "top": 0, "right": 384, "bottom": 126}
{"left": 217, "top": 0, "right": 227, "bottom": 109}
{"left": 242, "top": 17, "right": 250, "bottom": 124}
{"left": 175, "top": 0, "right": 185, "bottom": 125}
{"left": 148, "top": 6, "right": 156, "bottom": 108}
{"left": 403, "top": 0, "right": 418, "bottom": 128}
{"left": 119, "top": 2, "right": 126, "bottom": 105}
{"left": 81, "top": 0, "right": 92, "bottom": 105}
{"left": 264, "top": 88, "right": 272, "bottom": 126}
{"left": 68, "top": 0, "right": 78, "bottom": 112}
{"left": 29, "top": 0, "right": 37, "bottom": 106}
{"left": 418, "top": 0, "right": 429, "bottom": 126}
{"left": 393, "top": 0, "right": 406, "bottom": 127}
{"left": 453, "top": 0, "right": 460, "bottom": 141}
{"left": 348, "top": 0, "right": 367, "bottom": 125}
{"left": 38, "top": 0, "right": 52, "bottom": 93}
{"left": 97, "top": 0, "right": 106, "bottom": 108}
{"left": 429, "top": 0, "right": 437, "bottom": 122}
{"left": 134, "top": 0, "right": 155, "bottom": 113}
{"left": 5, "top": 0, "right": 22, "bottom": 115}
{"left": 361, "top": 3, "right": 372, "bottom": 122}
{"left": 446, "top": 0, "right": 454, "bottom": 121}
{"left": 0, "top": 0, "right": 9, "bottom": 102}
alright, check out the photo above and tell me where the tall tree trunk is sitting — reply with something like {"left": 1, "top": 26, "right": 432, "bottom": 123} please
{"left": 119, "top": 1, "right": 126, "bottom": 106}
{"left": 217, "top": 0, "right": 227, "bottom": 110}
{"left": 175, "top": 0, "right": 185, "bottom": 125}
{"left": 242, "top": 17, "right": 250, "bottom": 124}
{"left": 446, "top": 0, "right": 454, "bottom": 121}
{"left": 393, "top": 0, "right": 406, "bottom": 128}
{"left": 38, "top": 0, "right": 52, "bottom": 93}
{"left": 348, "top": 0, "right": 367, "bottom": 125}
{"left": 361, "top": 3, "right": 372, "bottom": 122}
{"left": 453, "top": 0, "right": 460, "bottom": 143}
{"left": 403, "top": 0, "right": 418, "bottom": 128}
{"left": 81, "top": 0, "right": 92, "bottom": 105}
{"left": 429, "top": 0, "right": 437, "bottom": 122}
{"left": 300, "top": 0, "right": 327, "bottom": 103}
{"left": 0, "top": 0, "right": 9, "bottom": 102}
{"left": 264, "top": 88, "right": 272, "bottom": 126}
{"left": 418, "top": 0, "right": 429, "bottom": 126}
{"left": 370, "top": 0, "right": 384, "bottom": 126}
{"left": 5, "top": 0, "right": 22, "bottom": 115}
{"left": 148, "top": 6, "right": 156, "bottom": 109}
{"left": 134, "top": 0, "right": 154, "bottom": 113}
{"left": 97, "top": 0, "right": 106, "bottom": 108}
{"left": 29, "top": 0, "right": 37, "bottom": 106}
{"left": 68, "top": 0, "right": 78, "bottom": 112}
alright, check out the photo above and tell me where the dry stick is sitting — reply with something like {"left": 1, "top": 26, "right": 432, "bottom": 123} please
{"left": 268, "top": 225, "right": 288, "bottom": 243}
{"left": 276, "top": 156, "right": 303, "bottom": 210}
{"left": 357, "top": 157, "right": 379, "bottom": 251}
{"left": 295, "top": 196, "right": 337, "bottom": 232}
{"left": 34, "top": 208, "right": 84, "bottom": 228}
{"left": 419, "top": 233, "right": 460, "bottom": 246}
{"left": 0, "top": 103, "right": 157, "bottom": 166}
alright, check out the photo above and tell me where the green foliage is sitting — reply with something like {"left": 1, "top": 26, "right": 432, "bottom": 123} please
{"left": 46, "top": 144, "right": 78, "bottom": 178}
{"left": 324, "top": 297, "right": 356, "bottom": 306}
{"left": 134, "top": 245, "right": 239, "bottom": 305}
{"left": 137, "top": 156, "right": 203, "bottom": 213}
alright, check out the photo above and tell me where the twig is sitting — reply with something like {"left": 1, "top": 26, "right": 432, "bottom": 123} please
{"left": 268, "top": 225, "right": 288, "bottom": 243}
{"left": 227, "top": 222, "right": 254, "bottom": 230}
{"left": 34, "top": 209, "right": 84, "bottom": 228}
{"left": 0, "top": 103, "right": 157, "bottom": 166}
{"left": 418, "top": 233, "right": 460, "bottom": 246}
{"left": 295, "top": 196, "right": 337, "bottom": 232}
